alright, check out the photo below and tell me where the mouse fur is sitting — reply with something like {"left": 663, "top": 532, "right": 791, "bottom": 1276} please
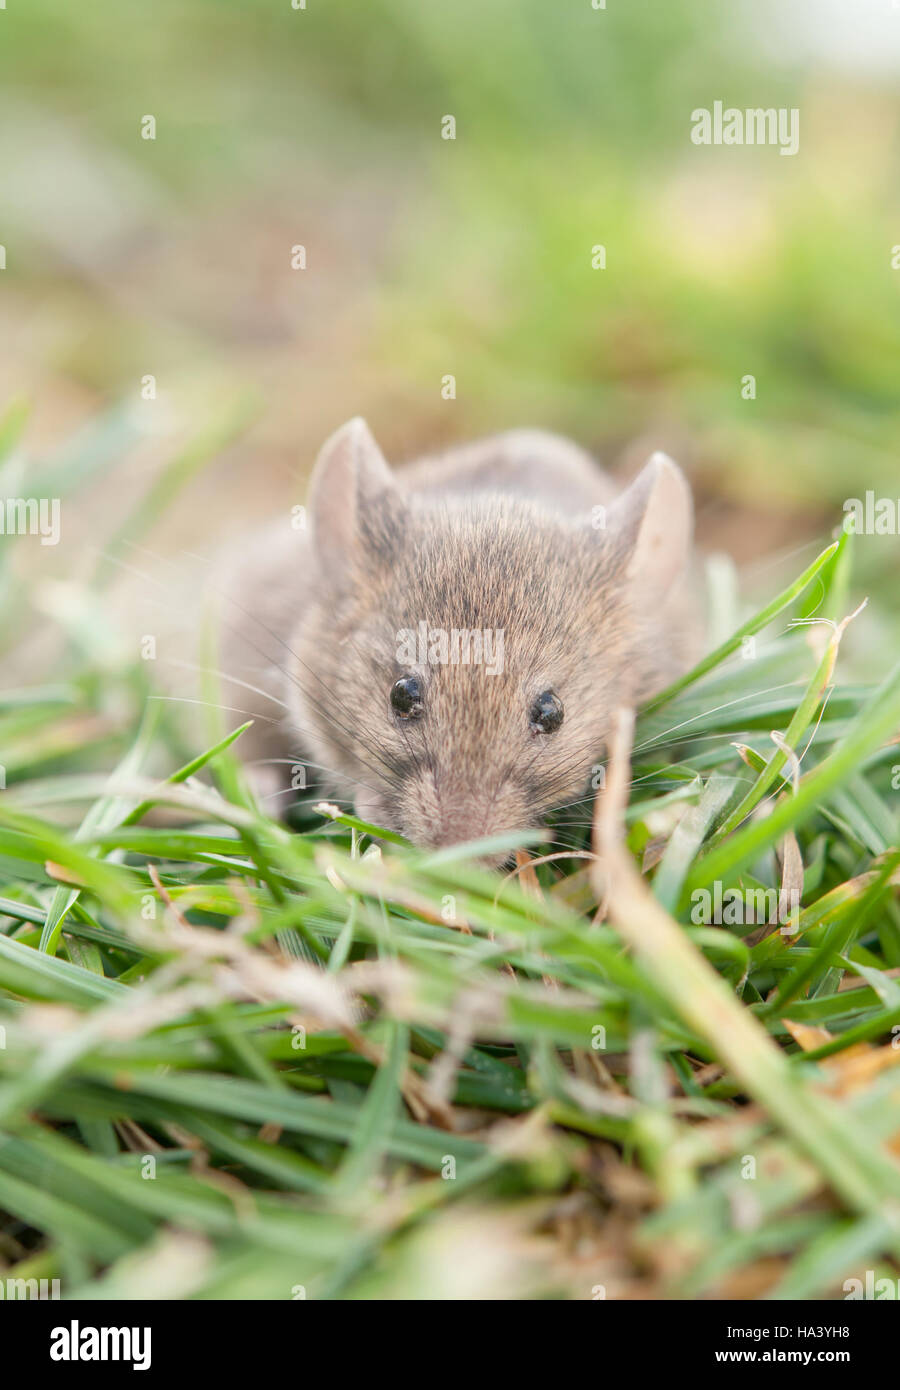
{"left": 215, "top": 419, "right": 701, "bottom": 849}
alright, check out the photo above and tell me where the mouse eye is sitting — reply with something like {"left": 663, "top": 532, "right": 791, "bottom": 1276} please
{"left": 529, "top": 689, "right": 564, "bottom": 734}
{"left": 390, "top": 673, "right": 424, "bottom": 721}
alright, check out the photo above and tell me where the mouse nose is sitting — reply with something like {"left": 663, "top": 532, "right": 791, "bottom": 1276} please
{"left": 402, "top": 768, "right": 532, "bottom": 853}
{"left": 426, "top": 811, "right": 489, "bottom": 850}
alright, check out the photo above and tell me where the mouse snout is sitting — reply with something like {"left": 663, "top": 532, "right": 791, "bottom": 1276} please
{"left": 398, "top": 764, "right": 533, "bottom": 853}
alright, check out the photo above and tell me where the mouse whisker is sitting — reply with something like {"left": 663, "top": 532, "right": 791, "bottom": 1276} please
{"left": 215, "top": 589, "right": 402, "bottom": 790}
{"left": 247, "top": 757, "right": 385, "bottom": 802}
{"left": 147, "top": 694, "right": 280, "bottom": 723}
{"left": 632, "top": 680, "right": 803, "bottom": 753}
{"left": 158, "top": 658, "right": 291, "bottom": 710}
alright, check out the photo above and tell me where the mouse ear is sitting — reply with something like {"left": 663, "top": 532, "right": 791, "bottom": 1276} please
{"left": 308, "top": 417, "right": 405, "bottom": 585}
{"left": 605, "top": 452, "right": 694, "bottom": 598}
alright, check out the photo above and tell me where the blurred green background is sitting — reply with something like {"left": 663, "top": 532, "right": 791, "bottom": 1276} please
{"left": 1, "top": 0, "right": 898, "bottom": 645}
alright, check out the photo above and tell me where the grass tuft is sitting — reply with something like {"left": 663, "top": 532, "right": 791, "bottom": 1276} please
{"left": 1, "top": 421, "right": 900, "bottom": 1300}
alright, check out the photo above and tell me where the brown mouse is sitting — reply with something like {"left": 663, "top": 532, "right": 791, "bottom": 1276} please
{"left": 216, "top": 419, "right": 700, "bottom": 850}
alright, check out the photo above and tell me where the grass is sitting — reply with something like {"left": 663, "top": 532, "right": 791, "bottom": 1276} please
{"left": 1, "top": 404, "right": 900, "bottom": 1301}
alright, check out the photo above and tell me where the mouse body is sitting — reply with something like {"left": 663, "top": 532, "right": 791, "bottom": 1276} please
{"left": 217, "top": 420, "right": 701, "bottom": 848}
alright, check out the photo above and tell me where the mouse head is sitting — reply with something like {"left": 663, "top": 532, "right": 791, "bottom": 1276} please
{"left": 289, "top": 418, "right": 695, "bottom": 853}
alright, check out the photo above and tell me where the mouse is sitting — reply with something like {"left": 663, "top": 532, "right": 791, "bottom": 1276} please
{"left": 215, "top": 418, "right": 701, "bottom": 851}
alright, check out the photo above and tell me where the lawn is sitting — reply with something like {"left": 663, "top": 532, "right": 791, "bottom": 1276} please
{"left": 2, "top": 0, "right": 900, "bottom": 1303}
{"left": 1, "top": 394, "right": 899, "bottom": 1299}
